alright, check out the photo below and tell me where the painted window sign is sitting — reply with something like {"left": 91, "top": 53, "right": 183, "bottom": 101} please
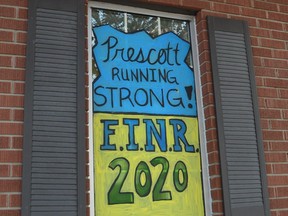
{"left": 92, "top": 8, "right": 204, "bottom": 216}
{"left": 93, "top": 25, "right": 197, "bottom": 117}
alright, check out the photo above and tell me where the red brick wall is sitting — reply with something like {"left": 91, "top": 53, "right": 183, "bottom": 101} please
{"left": 1, "top": 0, "right": 287, "bottom": 216}
{"left": 0, "top": 0, "right": 27, "bottom": 215}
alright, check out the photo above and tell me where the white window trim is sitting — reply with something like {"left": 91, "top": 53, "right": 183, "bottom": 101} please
{"left": 88, "top": 2, "right": 212, "bottom": 215}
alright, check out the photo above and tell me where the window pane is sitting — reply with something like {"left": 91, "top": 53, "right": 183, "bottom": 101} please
{"left": 127, "top": 13, "right": 158, "bottom": 36}
{"left": 92, "top": 9, "right": 124, "bottom": 30}
{"left": 160, "top": 18, "right": 189, "bottom": 42}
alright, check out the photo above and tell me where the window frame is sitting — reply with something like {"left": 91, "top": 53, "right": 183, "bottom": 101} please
{"left": 87, "top": 2, "right": 212, "bottom": 215}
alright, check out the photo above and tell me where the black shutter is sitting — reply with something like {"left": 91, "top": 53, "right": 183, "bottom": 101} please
{"left": 207, "top": 16, "right": 270, "bottom": 216}
{"left": 22, "top": 0, "right": 86, "bottom": 215}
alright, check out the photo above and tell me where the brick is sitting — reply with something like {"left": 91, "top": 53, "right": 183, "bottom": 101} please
{"left": 283, "top": 110, "right": 288, "bottom": 119}
{"left": 249, "top": 27, "right": 270, "bottom": 38}
{"left": 199, "top": 50, "right": 210, "bottom": 63}
{"left": 0, "top": 165, "right": 10, "bottom": 177}
{"left": 265, "top": 78, "right": 288, "bottom": 88}
{"left": 263, "top": 130, "right": 284, "bottom": 140}
{"left": 9, "top": 194, "right": 21, "bottom": 207}
{"left": 0, "top": 210, "right": 20, "bottom": 216}
{"left": 271, "top": 120, "right": 288, "bottom": 130}
{"left": 259, "top": 20, "right": 284, "bottom": 31}
{"left": 181, "top": 0, "right": 211, "bottom": 10}
{"left": 207, "top": 140, "right": 219, "bottom": 153}
{"left": 254, "top": 1, "right": 278, "bottom": 11}
{"left": 241, "top": 7, "right": 267, "bottom": 19}
{"left": 0, "top": 19, "right": 27, "bottom": 31}
{"left": 211, "top": 188, "right": 223, "bottom": 200}
{"left": 201, "top": 72, "right": 213, "bottom": 84}
{"left": 276, "top": 187, "right": 288, "bottom": 197}
{"left": 0, "top": 0, "right": 27, "bottom": 6}
{"left": 0, "top": 30, "right": 13, "bottom": 42}
{"left": 268, "top": 11, "right": 288, "bottom": 23}
{"left": 259, "top": 109, "right": 281, "bottom": 119}
{"left": 252, "top": 47, "right": 273, "bottom": 58}
{"left": 273, "top": 50, "right": 288, "bottom": 59}
{"left": 0, "top": 95, "right": 24, "bottom": 107}
{"left": 0, "top": 56, "right": 12, "bottom": 67}
{"left": 270, "top": 141, "right": 288, "bottom": 151}
{"left": 213, "top": 3, "right": 240, "bottom": 14}
{"left": 265, "top": 152, "right": 287, "bottom": 162}
{"left": 205, "top": 117, "right": 216, "bottom": 129}
{"left": 209, "top": 164, "right": 221, "bottom": 176}
{"left": 266, "top": 98, "right": 288, "bottom": 109}
{"left": 268, "top": 0, "right": 288, "bottom": 3}
{"left": 261, "top": 38, "right": 286, "bottom": 49}
{"left": 266, "top": 164, "right": 273, "bottom": 174}
{"left": 200, "top": 62, "right": 211, "bottom": 75}
{"left": 226, "top": 0, "right": 250, "bottom": 6}
{"left": 11, "top": 137, "right": 23, "bottom": 149}
{"left": 147, "top": 0, "right": 181, "bottom": 7}
{"left": 263, "top": 141, "right": 269, "bottom": 151}
{"left": 0, "top": 180, "right": 21, "bottom": 192}
{"left": 17, "top": 8, "right": 28, "bottom": 19}
{"left": 284, "top": 131, "right": 288, "bottom": 140}
{"left": 202, "top": 82, "right": 213, "bottom": 96}
{"left": 15, "top": 57, "right": 26, "bottom": 68}
{"left": 13, "top": 109, "right": 24, "bottom": 121}
{"left": 210, "top": 176, "right": 222, "bottom": 188}
{"left": 0, "top": 123, "right": 23, "bottom": 135}
{"left": 16, "top": 32, "right": 27, "bottom": 43}
{"left": 271, "top": 30, "right": 288, "bottom": 40}
{"left": 0, "top": 6, "right": 16, "bottom": 18}
{"left": 204, "top": 105, "right": 216, "bottom": 118}
{"left": 273, "top": 164, "right": 288, "bottom": 174}
{"left": 263, "top": 59, "right": 288, "bottom": 69}
{"left": 279, "top": 89, "right": 288, "bottom": 99}
{"left": 208, "top": 151, "right": 220, "bottom": 164}
{"left": 0, "top": 150, "right": 22, "bottom": 163}
{"left": 275, "top": 210, "right": 288, "bottom": 216}
{"left": 0, "top": 194, "right": 7, "bottom": 207}
{"left": 0, "top": 81, "right": 11, "bottom": 93}
{"left": 257, "top": 87, "right": 278, "bottom": 98}
{"left": 255, "top": 67, "right": 277, "bottom": 77}
{"left": 0, "top": 69, "right": 25, "bottom": 81}
{"left": 279, "top": 4, "right": 288, "bottom": 13}
{"left": 270, "top": 198, "right": 288, "bottom": 209}
{"left": 198, "top": 40, "right": 209, "bottom": 54}
{"left": 212, "top": 201, "right": 223, "bottom": 213}
{"left": 255, "top": 76, "right": 264, "bottom": 87}
{"left": 11, "top": 164, "right": 22, "bottom": 177}
{"left": 268, "top": 187, "right": 277, "bottom": 198}
{"left": 14, "top": 82, "right": 25, "bottom": 94}
{"left": 0, "top": 137, "right": 10, "bottom": 148}
{"left": 230, "top": 15, "right": 257, "bottom": 27}
{"left": 0, "top": 43, "right": 26, "bottom": 55}
{"left": 250, "top": 37, "right": 259, "bottom": 46}
{"left": 197, "top": 30, "right": 208, "bottom": 43}
{"left": 258, "top": 97, "right": 266, "bottom": 107}
{"left": 0, "top": 109, "right": 11, "bottom": 120}
{"left": 261, "top": 119, "right": 269, "bottom": 129}
{"left": 203, "top": 94, "right": 214, "bottom": 106}
{"left": 198, "top": 10, "right": 228, "bottom": 23}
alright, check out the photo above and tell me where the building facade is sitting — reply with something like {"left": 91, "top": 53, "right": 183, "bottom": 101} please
{"left": 0, "top": 0, "right": 287, "bottom": 215}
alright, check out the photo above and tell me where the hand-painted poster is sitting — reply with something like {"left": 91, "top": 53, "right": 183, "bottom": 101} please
{"left": 92, "top": 24, "right": 204, "bottom": 216}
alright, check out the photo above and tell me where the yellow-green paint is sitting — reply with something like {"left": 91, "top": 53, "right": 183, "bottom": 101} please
{"left": 93, "top": 113, "right": 204, "bottom": 215}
